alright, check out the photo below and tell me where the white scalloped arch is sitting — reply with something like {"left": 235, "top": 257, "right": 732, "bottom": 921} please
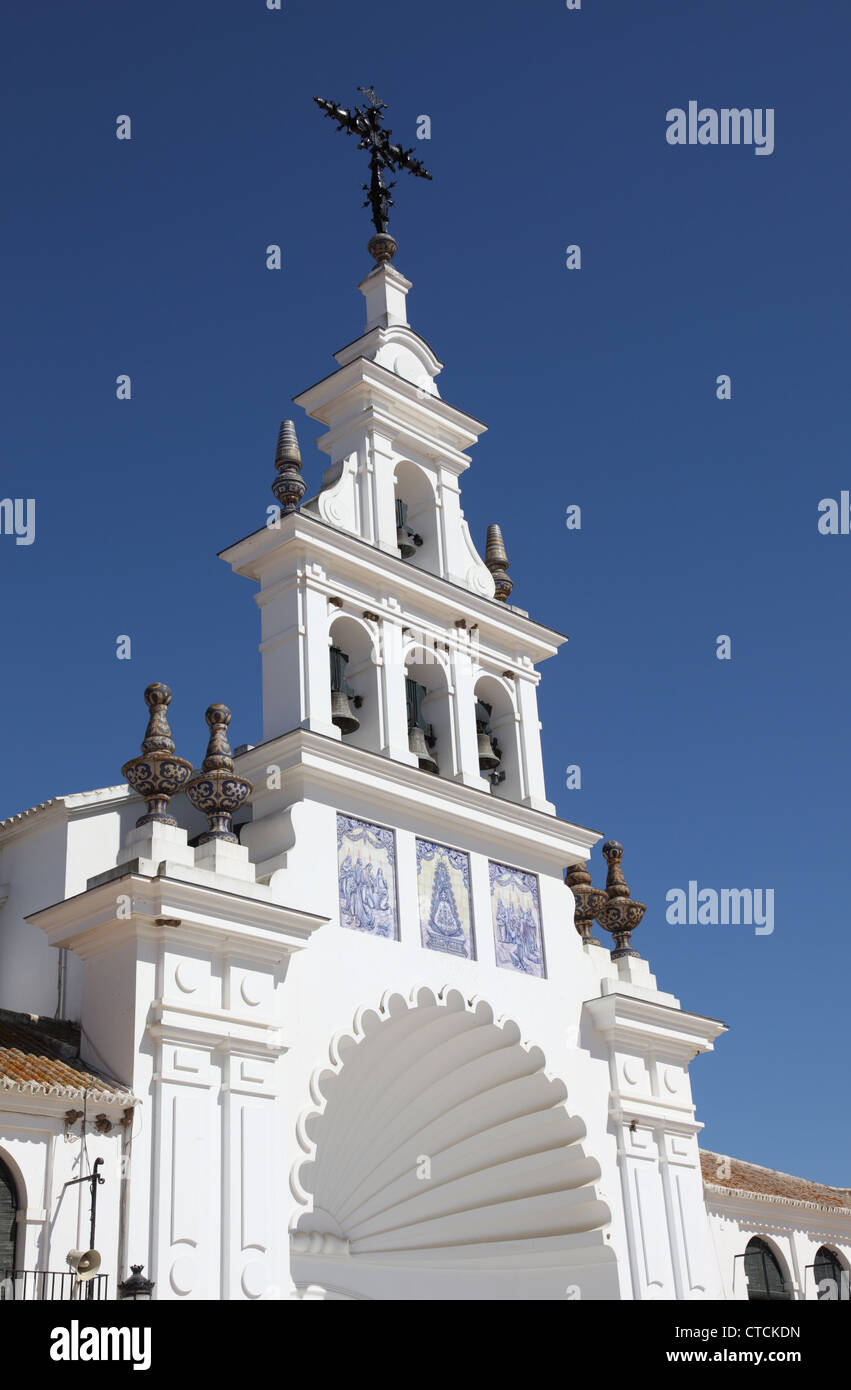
{"left": 290, "top": 985, "right": 620, "bottom": 1300}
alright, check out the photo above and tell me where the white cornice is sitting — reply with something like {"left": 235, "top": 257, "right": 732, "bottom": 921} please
{"left": 220, "top": 510, "right": 567, "bottom": 659}
{"left": 704, "top": 1182, "right": 851, "bottom": 1226}
{"left": 0, "top": 784, "right": 132, "bottom": 845}
{"left": 293, "top": 356, "right": 486, "bottom": 454}
{"left": 0, "top": 1074, "right": 136, "bottom": 1107}
{"left": 583, "top": 991, "right": 727, "bottom": 1062}
{"left": 238, "top": 727, "right": 600, "bottom": 867}
{"left": 25, "top": 869, "right": 328, "bottom": 962}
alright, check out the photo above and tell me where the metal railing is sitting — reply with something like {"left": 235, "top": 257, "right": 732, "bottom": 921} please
{"left": 0, "top": 1270, "right": 109, "bottom": 1301}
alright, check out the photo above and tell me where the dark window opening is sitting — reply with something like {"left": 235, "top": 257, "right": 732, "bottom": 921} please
{"left": 744, "top": 1237, "right": 791, "bottom": 1301}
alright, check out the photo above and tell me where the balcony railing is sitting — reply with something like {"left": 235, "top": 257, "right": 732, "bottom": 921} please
{"left": 0, "top": 1270, "right": 109, "bottom": 1301}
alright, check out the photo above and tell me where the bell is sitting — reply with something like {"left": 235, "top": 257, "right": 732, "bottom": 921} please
{"left": 397, "top": 527, "right": 417, "bottom": 559}
{"left": 476, "top": 725, "right": 501, "bottom": 772}
{"left": 396, "top": 499, "right": 422, "bottom": 559}
{"left": 330, "top": 646, "right": 361, "bottom": 735}
{"left": 408, "top": 724, "right": 439, "bottom": 774}
{"left": 475, "top": 699, "right": 501, "bottom": 773}
{"left": 331, "top": 688, "right": 360, "bottom": 735}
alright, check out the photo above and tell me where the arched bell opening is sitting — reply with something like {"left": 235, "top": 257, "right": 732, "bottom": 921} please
{"left": 474, "top": 674, "right": 521, "bottom": 801}
{"left": 329, "top": 615, "right": 380, "bottom": 754}
{"left": 393, "top": 461, "right": 440, "bottom": 576}
{"left": 403, "top": 647, "right": 453, "bottom": 778}
{"left": 289, "top": 986, "right": 620, "bottom": 1301}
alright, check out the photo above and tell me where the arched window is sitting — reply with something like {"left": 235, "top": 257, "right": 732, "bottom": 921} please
{"left": 0, "top": 1156, "right": 18, "bottom": 1277}
{"left": 404, "top": 648, "right": 452, "bottom": 777}
{"left": 814, "top": 1246, "right": 850, "bottom": 1301}
{"left": 329, "top": 615, "right": 380, "bottom": 754}
{"left": 473, "top": 674, "right": 521, "bottom": 801}
{"left": 744, "top": 1237, "right": 791, "bottom": 1301}
{"left": 393, "top": 461, "right": 439, "bottom": 575}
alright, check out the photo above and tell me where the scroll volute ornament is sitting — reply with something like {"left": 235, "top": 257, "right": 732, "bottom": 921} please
{"left": 564, "top": 861, "right": 608, "bottom": 947}
{"left": 594, "top": 841, "right": 646, "bottom": 959}
{"left": 121, "top": 683, "right": 193, "bottom": 827}
{"left": 185, "top": 704, "right": 252, "bottom": 843}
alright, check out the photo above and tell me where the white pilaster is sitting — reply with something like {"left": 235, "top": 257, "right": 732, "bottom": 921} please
{"left": 358, "top": 263, "right": 412, "bottom": 331}
{"left": 452, "top": 644, "right": 490, "bottom": 790}
{"left": 28, "top": 855, "right": 326, "bottom": 1300}
{"left": 514, "top": 665, "right": 554, "bottom": 812}
{"left": 584, "top": 986, "right": 727, "bottom": 1300}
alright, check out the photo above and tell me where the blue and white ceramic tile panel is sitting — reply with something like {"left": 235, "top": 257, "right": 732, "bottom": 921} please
{"left": 416, "top": 839, "right": 475, "bottom": 959}
{"left": 488, "top": 861, "right": 546, "bottom": 976}
{"left": 336, "top": 814, "right": 399, "bottom": 939}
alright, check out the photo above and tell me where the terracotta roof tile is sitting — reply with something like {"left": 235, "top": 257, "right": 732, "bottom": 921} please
{"left": 0, "top": 1013, "right": 134, "bottom": 1104}
{"left": 701, "top": 1149, "right": 851, "bottom": 1210}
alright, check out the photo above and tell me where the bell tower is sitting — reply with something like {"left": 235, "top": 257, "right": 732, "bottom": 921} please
{"left": 220, "top": 247, "right": 560, "bottom": 815}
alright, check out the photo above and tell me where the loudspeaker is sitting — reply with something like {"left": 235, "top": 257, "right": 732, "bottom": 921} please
{"left": 66, "top": 1249, "right": 101, "bottom": 1282}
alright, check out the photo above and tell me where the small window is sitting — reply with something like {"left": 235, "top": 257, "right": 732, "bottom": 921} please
{"left": 814, "top": 1246, "right": 849, "bottom": 1301}
{"left": 744, "top": 1236, "right": 791, "bottom": 1301}
{"left": 0, "top": 1157, "right": 18, "bottom": 1277}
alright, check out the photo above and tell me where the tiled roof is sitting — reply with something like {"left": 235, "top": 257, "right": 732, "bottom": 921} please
{"left": 701, "top": 1149, "right": 851, "bottom": 1211}
{"left": 0, "top": 1011, "right": 135, "bottom": 1104}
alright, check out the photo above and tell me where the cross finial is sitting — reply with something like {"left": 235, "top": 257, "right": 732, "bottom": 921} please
{"left": 314, "top": 89, "right": 432, "bottom": 264}
{"left": 358, "top": 86, "right": 386, "bottom": 110}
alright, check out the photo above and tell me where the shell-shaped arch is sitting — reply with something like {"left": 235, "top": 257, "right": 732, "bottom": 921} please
{"left": 291, "top": 986, "right": 612, "bottom": 1263}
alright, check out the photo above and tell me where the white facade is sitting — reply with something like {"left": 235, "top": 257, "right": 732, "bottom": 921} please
{"left": 1, "top": 252, "right": 849, "bottom": 1301}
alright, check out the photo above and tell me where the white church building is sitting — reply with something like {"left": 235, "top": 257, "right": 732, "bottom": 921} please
{"left": 1, "top": 234, "right": 849, "bottom": 1302}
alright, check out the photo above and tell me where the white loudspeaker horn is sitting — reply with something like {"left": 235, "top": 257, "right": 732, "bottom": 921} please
{"left": 67, "top": 1249, "right": 101, "bottom": 1282}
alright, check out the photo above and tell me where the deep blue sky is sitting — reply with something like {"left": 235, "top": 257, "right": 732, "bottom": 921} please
{"left": 2, "top": 1, "right": 848, "bottom": 1184}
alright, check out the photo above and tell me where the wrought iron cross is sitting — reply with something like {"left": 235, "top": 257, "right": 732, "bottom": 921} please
{"left": 314, "top": 87, "right": 432, "bottom": 245}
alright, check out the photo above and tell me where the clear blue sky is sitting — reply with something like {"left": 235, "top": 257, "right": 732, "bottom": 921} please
{"left": 2, "top": 0, "right": 848, "bottom": 1184}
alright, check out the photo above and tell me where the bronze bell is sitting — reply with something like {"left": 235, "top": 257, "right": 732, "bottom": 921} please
{"left": 396, "top": 499, "right": 422, "bottom": 559}
{"left": 408, "top": 723, "right": 439, "bottom": 774}
{"left": 330, "top": 646, "right": 362, "bottom": 735}
{"left": 331, "top": 688, "right": 360, "bottom": 735}
{"left": 475, "top": 700, "right": 501, "bottom": 772}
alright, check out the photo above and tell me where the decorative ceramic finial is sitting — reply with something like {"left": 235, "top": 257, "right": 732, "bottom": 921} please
{"left": 121, "top": 683, "right": 193, "bottom": 827}
{"left": 185, "top": 704, "right": 252, "bottom": 843}
{"left": 593, "top": 841, "right": 647, "bottom": 959}
{"left": 367, "top": 232, "right": 398, "bottom": 266}
{"left": 564, "top": 861, "right": 608, "bottom": 947}
{"left": 271, "top": 420, "right": 306, "bottom": 515}
{"left": 485, "top": 524, "right": 513, "bottom": 602}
